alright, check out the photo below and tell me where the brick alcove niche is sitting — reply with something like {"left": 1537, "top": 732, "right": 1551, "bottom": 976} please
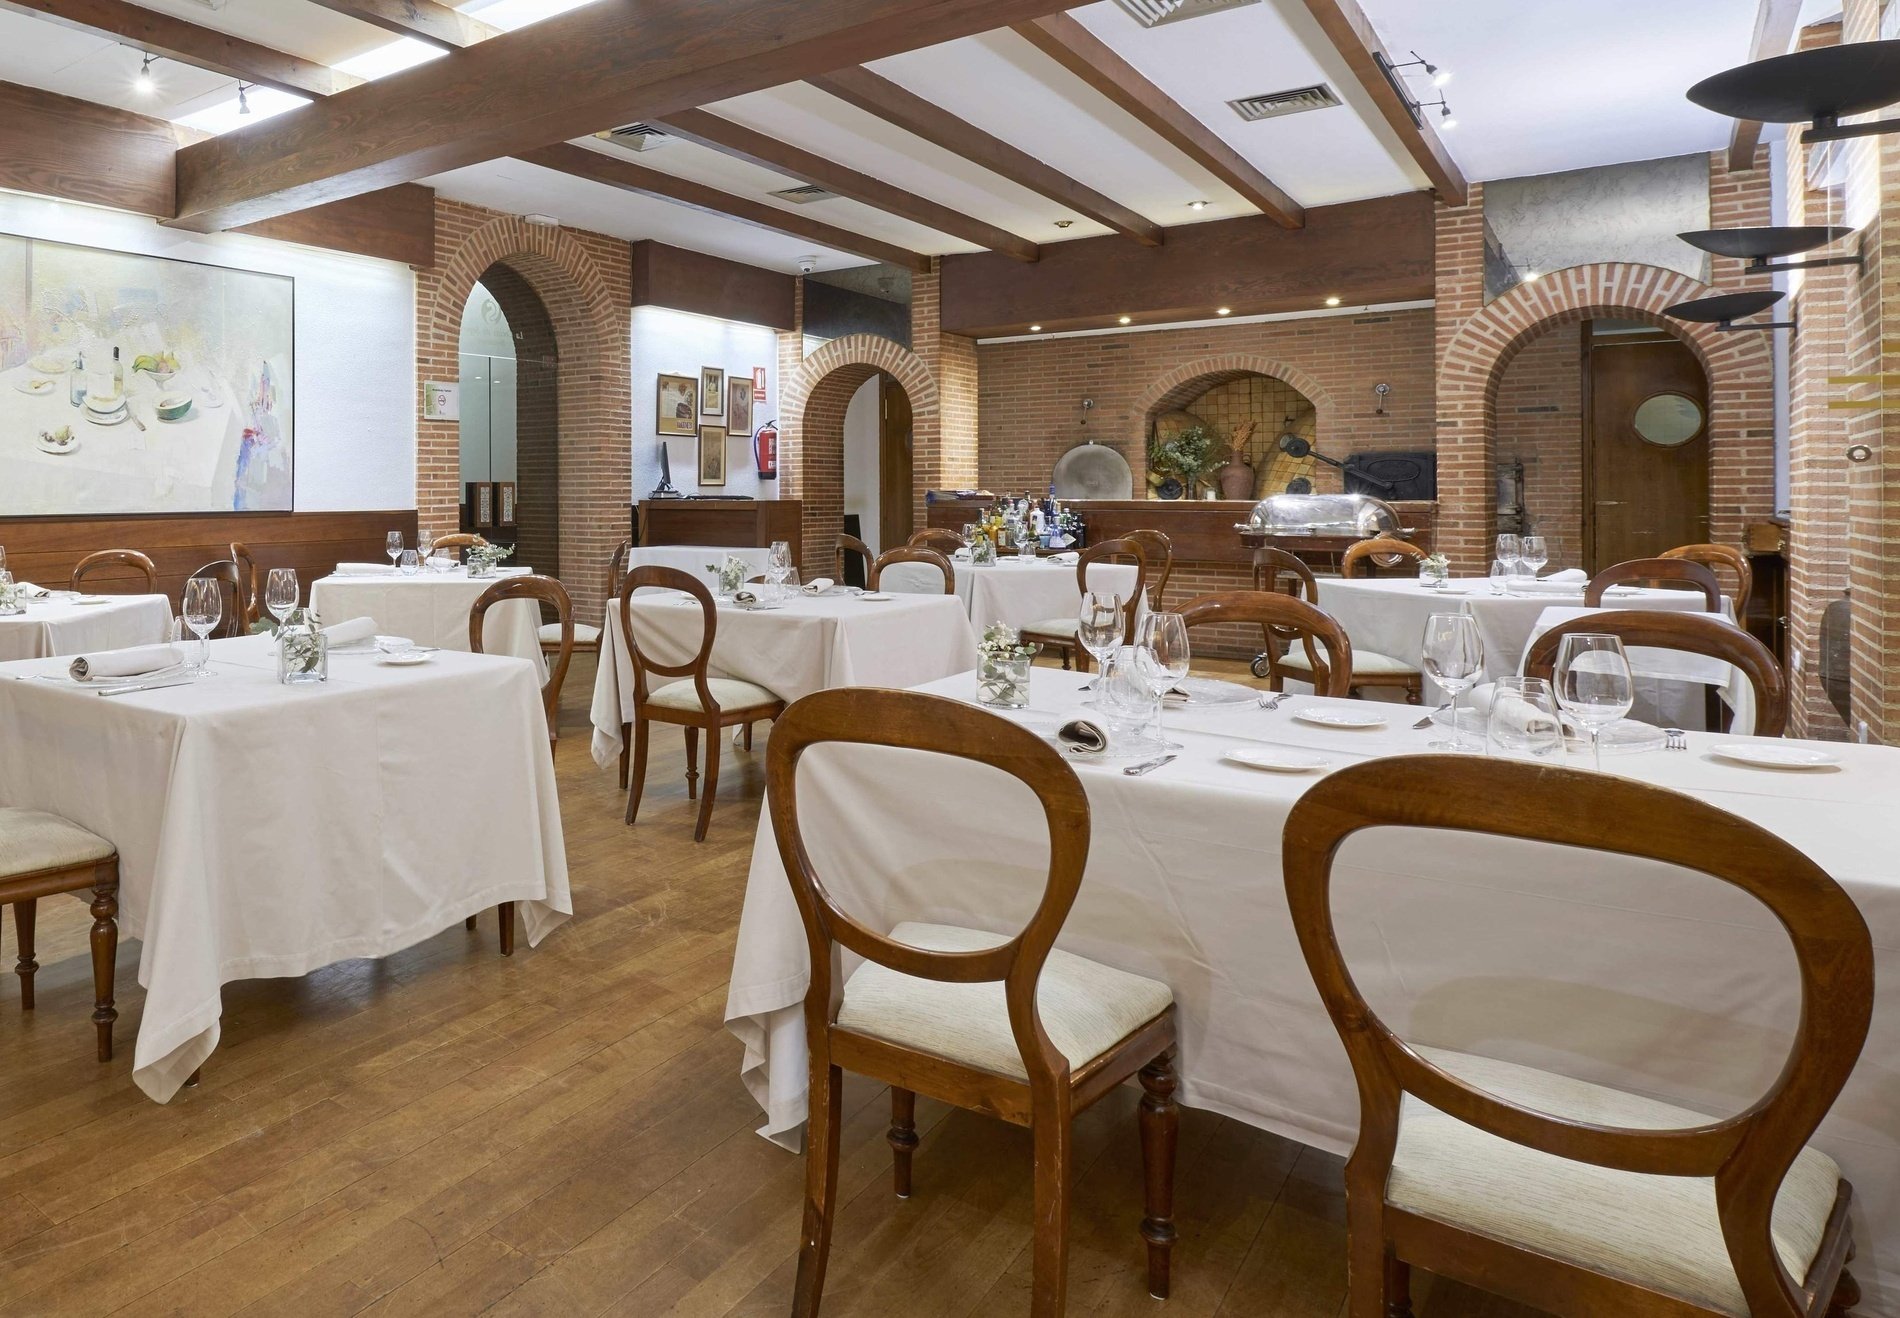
{"left": 1435, "top": 263, "right": 1774, "bottom": 574}
{"left": 473, "top": 263, "right": 559, "bottom": 588}
{"left": 1132, "top": 355, "right": 1335, "bottom": 499}
{"left": 418, "top": 209, "right": 630, "bottom": 620}
{"left": 780, "top": 334, "right": 940, "bottom": 578}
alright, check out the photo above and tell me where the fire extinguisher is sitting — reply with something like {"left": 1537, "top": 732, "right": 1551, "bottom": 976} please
{"left": 753, "top": 419, "right": 779, "bottom": 481}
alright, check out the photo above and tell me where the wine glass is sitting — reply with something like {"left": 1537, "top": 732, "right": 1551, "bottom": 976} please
{"left": 1554, "top": 634, "right": 1634, "bottom": 772}
{"left": 1137, "top": 611, "right": 1191, "bottom": 746}
{"left": 1520, "top": 534, "right": 1549, "bottom": 580}
{"left": 1420, "top": 612, "right": 1485, "bottom": 750}
{"left": 183, "top": 576, "right": 222, "bottom": 674}
{"left": 417, "top": 529, "right": 434, "bottom": 561}
{"left": 264, "top": 568, "right": 298, "bottom": 630}
{"left": 385, "top": 531, "right": 404, "bottom": 568}
{"left": 1487, "top": 676, "right": 1562, "bottom": 760}
{"left": 1488, "top": 559, "right": 1511, "bottom": 595}
{"left": 766, "top": 540, "right": 792, "bottom": 591}
{"left": 1495, "top": 533, "right": 1520, "bottom": 567}
{"left": 398, "top": 549, "right": 421, "bottom": 576}
{"left": 1077, "top": 591, "right": 1123, "bottom": 690}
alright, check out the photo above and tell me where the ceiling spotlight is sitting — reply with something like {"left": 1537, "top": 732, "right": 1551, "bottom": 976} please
{"left": 1188, "top": 200, "right": 1209, "bottom": 211}
{"left": 135, "top": 54, "right": 155, "bottom": 95}
{"left": 1439, "top": 105, "right": 1457, "bottom": 130}
{"left": 1118, "top": 315, "right": 1132, "bottom": 325}
{"left": 1324, "top": 295, "right": 1341, "bottom": 307}
{"left": 1522, "top": 268, "right": 1541, "bottom": 281}
{"left": 1054, "top": 219, "right": 1075, "bottom": 229}
{"left": 1432, "top": 69, "right": 1453, "bottom": 88}
{"left": 1216, "top": 307, "right": 1232, "bottom": 316}
{"left": 1029, "top": 324, "right": 1042, "bottom": 333}
{"left": 237, "top": 82, "right": 252, "bottom": 116}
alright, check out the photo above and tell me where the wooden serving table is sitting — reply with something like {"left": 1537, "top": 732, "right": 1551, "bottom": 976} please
{"left": 634, "top": 499, "right": 801, "bottom": 566}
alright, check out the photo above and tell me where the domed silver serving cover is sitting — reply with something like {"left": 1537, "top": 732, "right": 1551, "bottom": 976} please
{"left": 1051, "top": 442, "right": 1134, "bottom": 500}
{"left": 1242, "top": 492, "right": 1399, "bottom": 536}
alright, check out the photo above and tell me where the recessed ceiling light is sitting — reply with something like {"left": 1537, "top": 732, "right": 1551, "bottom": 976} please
{"left": 1188, "top": 200, "right": 1208, "bottom": 211}
{"left": 1216, "top": 307, "right": 1232, "bottom": 316}
{"left": 1029, "top": 324, "right": 1042, "bottom": 332}
{"left": 1324, "top": 296, "right": 1341, "bottom": 307}
{"left": 1118, "top": 315, "right": 1132, "bottom": 325}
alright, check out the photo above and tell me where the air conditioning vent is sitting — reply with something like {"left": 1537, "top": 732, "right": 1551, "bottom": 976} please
{"left": 770, "top": 184, "right": 839, "bottom": 204}
{"left": 1112, "top": 0, "right": 1258, "bottom": 27}
{"left": 1227, "top": 83, "right": 1342, "bottom": 122}
{"left": 594, "top": 123, "right": 671, "bottom": 153}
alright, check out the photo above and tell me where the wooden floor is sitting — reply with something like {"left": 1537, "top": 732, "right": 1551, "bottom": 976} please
{"left": 0, "top": 654, "right": 1544, "bottom": 1317}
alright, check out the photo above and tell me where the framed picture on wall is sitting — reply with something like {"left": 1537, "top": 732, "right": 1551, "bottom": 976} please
{"left": 727, "top": 381, "right": 753, "bottom": 438}
{"left": 698, "top": 424, "right": 728, "bottom": 487}
{"left": 656, "top": 373, "right": 697, "bottom": 435}
{"left": 466, "top": 481, "right": 495, "bottom": 528}
{"left": 700, "top": 366, "right": 725, "bottom": 416}
{"left": 496, "top": 481, "right": 516, "bottom": 527}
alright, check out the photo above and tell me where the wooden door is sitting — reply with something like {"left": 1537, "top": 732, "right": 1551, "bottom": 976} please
{"left": 879, "top": 375, "right": 914, "bottom": 550}
{"left": 1584, "top": 326, "right": 1710, "bottom": 571}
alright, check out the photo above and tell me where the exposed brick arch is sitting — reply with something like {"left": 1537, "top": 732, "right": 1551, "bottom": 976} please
{"left": 1130, "top": 354, "right": 1336, "bottom": 489}
{"left": 1435, "top": 262, "right": 1774, "bottom": 571}
{"left": 780, "top": 334, "right": 940, "bottom": 575}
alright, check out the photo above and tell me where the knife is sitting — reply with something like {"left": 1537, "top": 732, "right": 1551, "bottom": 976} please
{"left": 97, "top": 676, "right": 197, "bottom": 697}
{"left": 1122, "top": 753, "right": 1177, "bottom": 777}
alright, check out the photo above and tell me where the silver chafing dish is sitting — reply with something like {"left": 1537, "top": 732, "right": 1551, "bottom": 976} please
{"left": 1236, "top": 493, "right": 1406, "bottom": 541}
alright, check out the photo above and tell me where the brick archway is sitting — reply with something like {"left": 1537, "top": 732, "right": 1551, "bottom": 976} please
{"left": 417, "top": 209, "right": 629, "bottom": 616}
{"left": 1130, "top": 354, "right": 1336, "bottom": 488}
{"left": 781, "top": 334, "right": 940, "bottom": 575}
{"left": 1436, "top": 262, "right": 1773, "bottom": 571}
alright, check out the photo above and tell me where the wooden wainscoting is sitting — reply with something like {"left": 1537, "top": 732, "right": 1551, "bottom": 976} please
{"left": 0, "top": 510, "right": 419, "bottom": 609}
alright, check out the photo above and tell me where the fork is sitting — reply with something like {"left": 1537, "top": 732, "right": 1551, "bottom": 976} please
{"left": 1258, "top": 692, "right": 1289, "bottom": 710}
{"left": 1663, "top": 727, "right": 1688, "bottom": 751}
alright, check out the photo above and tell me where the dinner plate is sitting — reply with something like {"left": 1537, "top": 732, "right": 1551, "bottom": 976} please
{"left": 1708, "top": 742, "right": 1840, "bottom": 770}
{"left": 1172, "top": 676, "right": 1257, "bottom": 706}
{"left": 856, "top": 592, "right": 895, "bottom": 601}
{"left": 27, "top": 354, "right": 68, "bottom": 374}
{"left": 377, "top": 651, "right": 433, "bottom": 666}
{"left": 84, "top": 406, "right": 128, "bottom": 427}
{"left": 70, "top": 596, "right": 112, "bottom": 606}
{"left": 36, "top": 435, "right": 79, "bottom": 455}
{"left": 1224, "top": 747, "right": 1332, "bottom": 773}
{"left": 14, "top": 377, "right": 54, "bottom": 396}
{"left": 1294, "top": 705, "right": 1388, "bottom": 729}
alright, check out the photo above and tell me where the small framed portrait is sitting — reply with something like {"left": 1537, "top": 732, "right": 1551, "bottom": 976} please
{"left": 656, "top": 373, "right": 697, "bottom": 436}
{"left": 700, "top": 366, "right": 725, "bottom": 417}
{"left": 697, "top": 423, "right": 728, "bottom": 486}
{"left": 727, "top": 381, "right": 753, "bottom": 438}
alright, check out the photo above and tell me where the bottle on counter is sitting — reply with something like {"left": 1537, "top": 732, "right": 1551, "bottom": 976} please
{"left": 111, "top": 346, "right": 123, "bottom": 396}
{"left": 69, "top": 351, "right": 86, "bottom": 408}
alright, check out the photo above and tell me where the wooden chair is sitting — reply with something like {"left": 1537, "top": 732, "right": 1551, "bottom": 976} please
{"left": 1123, "top": 529, "right": 1174, "bottom": 611}
{"left": 1178, "top": 591, "right": 1355, "bottom": 697}
{"left": 1524, "top": 610, "right": 1789, "bottom": 737}
{"left": 1341, "top": 537, "right": 1428, "bottom": 579}
{"left": 1661, "top": 543, "right": 1753, "bottom": 617}
{"left": 1283, "top": 754, "right": 1869, "bottom": 1318}
{"left": 185, "top": 561, "right": 248, "bottom": 638}
{"left": 766, "top": 688, "right": 1179, "bottom": 1317}
{"left": 227, "top": 541, "right": 260, "bottom": 629}
{"left": 430, "top": 533, "right": 486, "bottom": 563}
{"left": 907, "top": 528, "right": 965, "bottom": 557}
{"left": 69, "top": 549, "right": 156, "bottom": 595}
{"left": 0, "top": 807, "right": 118, "bottom": 1062}
{"left": 1586, "top": 557, "right": 1722, "bottom": 612}
{"left": 1021, "top": 538, "right": 1150, "bottom": 671}
{"left": 838, "top": 534, "right": 874, "bottom": 589}
{"left": 543, "top": 540, "right": 625, "bottom": 660}
{"left": 868, "top": 546, "right": 955, "bottom": 595}
{"left": 617, "top": 567, "right": 786, "bottom": 842}
{"left": 1249, "top": 547, "right": 1424, "bottom": 702}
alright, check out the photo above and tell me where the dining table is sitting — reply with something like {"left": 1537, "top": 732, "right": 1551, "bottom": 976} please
{"left": 626, "top": 544, "right": 773, "bottom": 592}
{"left": 309, "top": 565, "right": 546, "bottom": 677}
{"left": 0, "top": 590, "right": 172, "bottom": 661}
{"left": 725, "top": 668, "right": 1900, "bottom": 1310}
{"left": 0, "top": 633, "right": 571, "bottom": 1102}
{"left": 879, "top": 553, "right": 1143, "bottom": 634}
{"left": 589, "top": 587, "right": 979, "bottom": 768}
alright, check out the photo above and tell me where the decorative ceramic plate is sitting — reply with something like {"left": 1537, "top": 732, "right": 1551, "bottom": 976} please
{"left": 1708, "top": 742, "right": 1840, "bottom": 770}
{"left": 36, "top": 434, "right": 78, "bottom": 455}
{"left": 1223, "top": 747, "right": 1331, "bottom": 773}
{"left": 1052, "top": 442, "right": 1134, "bottom": 500}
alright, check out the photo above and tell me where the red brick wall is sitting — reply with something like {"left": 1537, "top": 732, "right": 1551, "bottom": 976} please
{"left": 1495, "top": 323, "right": 1582, "bottom": 563}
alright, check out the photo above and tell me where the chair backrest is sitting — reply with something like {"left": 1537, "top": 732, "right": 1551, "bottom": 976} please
{"left": 766, "top": 688, "right": 1093, "bottom": 1085}
{"left": 605, "top": 539, "right": 632, "bottom": 601}
{"left": 1660, "top": 543, "right": 1752, "bottom": 616}
{"left": 869, "top": 546, "right": 955, "bottom": 594}
{"left": 1076, "top": 537, "right": 1150, "bottom": 644}
{"left": 1585, "top": 557, "right": 1721, "bottom": 611}
{"left": 70, "top": 549, "right": 156, "bottom": 595}
{"left": 431, "top": 533, "right": 485, "bottom": 563}
{"left": 1253, "top": 546, "right": 1319, "bottom": 604}
{"left": 617, "top": 566, "right": 721, "bottom": 713}
{"left": 228, "top": 541, "right": 259, "bottom": 628}
{"left": 1122, "top": 529, "right": 1174, "bottom": 608}
{"left": 184, "top": 560, "right": 247, "bottom": 637}
{"left": 1178, "top": 591, "right": 1353, "bottom": 696}
{"left": 907, "top": 528, "right": 964, "bottom": 557}
{"left": 838, "top": 534, "right": 873, "bottom": 588}
{"left": 471, "top": 574, "right": 573, "bottom": 741}
{"left": 1341, "top": 537, "right": 1427, "bottom": 579}
{"left": 1522, "top": 610, "right": 1788, "bottom": 736}
{"left": 1282, "top": 754, "right": 1873, "bottom": 1317}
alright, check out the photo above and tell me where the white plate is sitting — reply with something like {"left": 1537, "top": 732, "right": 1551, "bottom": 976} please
{"left": 36, "top": 435, "right": 79, "bottom": 455}
{"left": 84, "top": 406, "right": 128, "bottom": 427}
{"left": 1708, "top": 742, "right": 1840, "bottom": 770}
{"left": 1294, "top": 706, "right": 1388, "bottom": 729}
{"left": 14, "top": 377, "right": 55, "bottom": 396}
{"left": 377, "top": 651, "right": 433, "bottom": 666}
{"left": 70, "top": 596, "right": 112, "bottom": 606}
{"left": 28, "top": 354, "right": 68, "bottom": 374}
{"left": 856, "top": 592, "right": 894, "bottom": 601}
{"left": 1172, "top": 676, "right": 1257, "bottom": 706}
{"left": 1224, "top": 747, "right": 1332, "bottom": 773}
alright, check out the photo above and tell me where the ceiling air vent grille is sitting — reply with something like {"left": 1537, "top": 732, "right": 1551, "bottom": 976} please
{"left": 594, "top": 123, "right": 671, "bottom": 152}
{"left": 770, "top": 184, "right": 839, "bottom": 204}
{"left": 1228, "top": 83, "right": 1341, "bottom": 122}
{"left": 1112, "top": 0, "right": 1258, "bottom": 27}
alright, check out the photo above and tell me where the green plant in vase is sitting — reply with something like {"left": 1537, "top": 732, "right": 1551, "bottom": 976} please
{"left": 1149, "top": 422, "right": 1219, "bottom": 499}
{"left": 976, "top": 622, "right": 1039, "bottom": 708}
{"left": 466, "top": 541, "right": 516, "bottom": 578}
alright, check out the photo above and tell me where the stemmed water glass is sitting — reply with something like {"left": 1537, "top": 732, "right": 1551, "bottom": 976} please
{"left": 1495, "top": 533, "right": 1521, "bottom": 580}
{"left": 183, "top": 577, "right": 222, "bottom": 674}
{"left": 265, "top": 568, "right": 299, "bottom": 631}
{"left": 766, "top": 540, "right": 792, "bottom": 598}
{"left": 385, "top": 531, "right": 404, "bottom": 569}
{"left": 1137, "top": 611, "right": 1190, "bottom": 747}
{"left": 398, "top": 549, "right": 421, "bottom": 576}
{"left": 1554, "top": 633, "right": 1634, "bottom": 772}
{"left": 1420, "top": 612, "right": 1484, "bottom": 750}
{"left": 417, "top": 529, "right": 434, "bottom": 562}
{"left": 1520, "top": 534, "right": 1549, "bottom": 580}
{"left": 1077, "top": 591, "right": 1123, "bottom": 690}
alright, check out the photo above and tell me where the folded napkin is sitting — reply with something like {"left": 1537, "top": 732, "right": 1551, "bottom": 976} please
{"left": 333, "top": 562, "right": 397, "bottom": 576}
{"left": 321, "top": 617, "right": 380, "bottom": 646}
{"left": 12, "top": 581, "right": 49, "bottom": 599}
{"left": 1462, "top": 684, "right": 1559, "bottom": 737}
{"left": 1057, "top": 718, "right": 1109, "bottom": 754}
{"left": 802, "top": 578, "right": 835, "bottom": 595}
{"left": 1048, "top": 552, "right": 1080, "bottom": 566}
{"left": 1545, "top": 568, "right": 1587, "bottom": 583}
{"left": 1514, "top": 579, "right": 1586, "bottom": 595}
{"left": 733, "top": 588, "right": 759, "bottom": 608}
{"left": 69, "top": 643, "right": 183, "bottom": 681}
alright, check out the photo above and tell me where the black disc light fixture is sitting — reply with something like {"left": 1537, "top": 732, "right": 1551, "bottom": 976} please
{"left": 1688, "top": 40, "right": 1900, "bottom": 145}
{"left": 1662, "top": 290, "right": 1793, "bottom": 332}
{"left": 1677, "top": 225, "right": 1861, "bottom": 273}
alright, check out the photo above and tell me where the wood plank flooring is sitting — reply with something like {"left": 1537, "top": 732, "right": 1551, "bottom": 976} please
{"left": 0, "top": 654, "right": 1543, "bottom": 1316}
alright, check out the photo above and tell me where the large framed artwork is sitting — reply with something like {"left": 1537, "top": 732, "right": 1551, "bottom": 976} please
{"left": 656, "top": 373, "right": 697, "bottom": 436}
{"left": 0, "top": 233, "right": 295, "bottom": 516}
{"left": 697, "top": 424, "right": 727, "bottom": 486}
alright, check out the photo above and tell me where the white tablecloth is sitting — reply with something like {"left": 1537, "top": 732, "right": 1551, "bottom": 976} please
{"left": 726, "top": 670, "right": 1900, "bottom": 1309}
{"left": 1523, "top": 605, "right": 1756, "bottom": 734}
{"left": 0, "top": 592, "right": 172, "bottom": 661}
{"left": 627, "top": 545, "right": 773, "bottom": 592}
{"left": 0, "top": 635, "right": 571, "bottom": 1101}
{"left": 880, "top": 557, "right": 1141, "bottom": 634}
{"left": 589, "top": 590, "right": 979, "bottom": 768}
{"left": 310, "top": 568, "right": 545, "bottom": 678}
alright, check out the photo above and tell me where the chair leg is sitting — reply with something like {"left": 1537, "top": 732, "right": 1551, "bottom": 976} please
{"left": 1029, "top": 1102, "right": 1075, "bottom": 1318}
{"left": 683, "top": 727, "right": 699, "bottom": 800}
{"left": 694, "top": 727, "right": 721, "bottom": 843}
{"left": 743, "top": 722, "right": 754, "bottom": 751}
{"left": 792, "top": 1061, "right": 844, "bottom": 1318}
{"left": 1138, "top": 1050, "right": 1179, "bottom": 1299}
{"left": 888, "top": 1087, "right": 919, "bottom": 1198}
{"left": 624, "top": 720, "right": 651, "bottom": 826}
{"left": 1383, "top": 1254, "right": 1414, "bottom": 1318}
{"left": 497, "top": 901, "right": 515, "bottom": 957}
{"left": 1404, "top": 680, "right": 1422, "bottom": 707}
{"left": 13, "top": 899, "right": 35, "bottom": 1011}
{"left": 90, "top": 883, "right": 117, "bottom": 1062}
{"left": 618, "top": 722, "right": 631, "bottom": 789}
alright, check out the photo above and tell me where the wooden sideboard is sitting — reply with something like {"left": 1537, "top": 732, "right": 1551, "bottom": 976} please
{"left": 634, "top": 499, "right": 802, "bottom": 566}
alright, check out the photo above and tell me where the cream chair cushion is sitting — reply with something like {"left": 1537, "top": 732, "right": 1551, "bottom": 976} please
{"left": 541, "top": 621, "right": 600, "bottom": 646}
{"left": 1276, "top": 646, "right": 1418, "bottom": 676}
{"left": 0, "top": 808, "right": 114, "bottom": 878}
{"left": 1389, "top": 1046, "right": 1840, "bottom": 1317}
{"left": 836, "top": 922, "right": 1172, "bottom": 1080}
{"left": 1023, "top": 618, "right": 1080, "bottom": 640}
{"left": 646, "top": 677, "right": 779, "bottom": 713}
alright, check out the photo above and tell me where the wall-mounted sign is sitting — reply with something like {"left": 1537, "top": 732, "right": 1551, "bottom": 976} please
{"left": 752, "top": 366, "right": 767, "bottom": 401}
{"left": 423, "top": 380, "right": 460, "bottom": 421}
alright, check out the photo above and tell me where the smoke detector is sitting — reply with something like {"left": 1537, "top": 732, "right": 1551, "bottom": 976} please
{"left": 1112, "top": 0, "right": 1258, "bottom": 27}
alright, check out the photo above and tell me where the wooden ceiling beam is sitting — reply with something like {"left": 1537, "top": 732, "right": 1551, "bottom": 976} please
{"left": 1727, "top": 0, "right": 1802, "bottom": 171}
{"left": 653, "top": 107, "right": 1040, "bottom": 261}
{"left": 170, "top": 0, "right": 1076, "bottom": 233}
{"left": 0, "top": 0, "right": 361, "bottom": 98}
{"left": 809, "top": 66, "right": 1162, "bottom": 247}
{"left": 519, "top": 142, "right": 932, "bottom": 272}
{"left": 1290, "top": 0, "right": 1467, "bottom": 205}
{"left": 301, "top": 0, "right": 499, "bottom": 51}
{"left": 1011, "top": 13, "right": 1302, "bottom": 229}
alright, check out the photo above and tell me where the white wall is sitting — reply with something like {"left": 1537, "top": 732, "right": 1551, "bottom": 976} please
{"left": 629, "top": 305, "right": 780, "bottom": 499}
{"left": 0, "top": 192, "right": 415, "bottom": 510}
{"left": 841, "top": 375, "right": 881, "bottom": 551}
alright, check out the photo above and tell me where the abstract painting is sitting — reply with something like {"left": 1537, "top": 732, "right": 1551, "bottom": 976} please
{"left": 0, "top": 233, "right": 295, "bottom": 515}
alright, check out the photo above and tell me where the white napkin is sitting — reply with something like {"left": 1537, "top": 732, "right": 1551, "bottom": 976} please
{"left": 1515, "top": 579, "right": 1586, "bottom": 595}
{"left": 333, "top": 562, "right": 397, "bottom": 576}
{"left": 734, "top": 588, "right": 759, "bottom": 608}
{"left": 1492, "top": 693, "right": 1560, "bottom": 737}
{"left": 69, "top": 643, "right": 183, "bottom": 681}
{"left": 1048, "top": 552, "right": 1080, "bottom": 566}
{"left": 321, "top": 617, "right": 380, "bottom": 646}
{"left": 802, "top": 578, "right": 835, "bottom": 595}
{"left": 1545, "top": 568, "right": 1587, "bottom": 583}
{"left": 12, "top": 581, "right": 49, "bottom": 598}
{"left": 1057, "top": 718, "right": 1109, "bottom": 754}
